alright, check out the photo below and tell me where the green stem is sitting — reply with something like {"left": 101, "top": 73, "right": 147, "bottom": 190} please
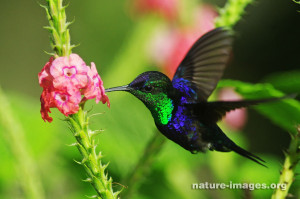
{"left": 0, "top": 86, "right": 45, "bottom": 199}
{"left": 43, "top": 0, "right": 73, "bottom": 56}
{"left": 122, "top": 131, "right": 166, "bottom": 199}
{"left": 215, "top": 0, "right": 254, "bottom": 28}
{"left": 68, "top": 108, "right": 121, "bottom": 199}
{"left": 42, "top": 0, "right": 120, "bottom": 198}
{"left": 272, "top": 126, "right": 300, "bottom": 199}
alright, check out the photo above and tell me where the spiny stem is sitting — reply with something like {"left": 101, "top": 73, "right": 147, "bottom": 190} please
{"left": 272, "top": 126, "right": 300, "bottom": 199}
{"left": 68, "top": 108, "right": 121, "bottom": 199}
{"left": 43, "top": 0, "right": 74, "bottom": 56}
{"left": 0, "top": 86, "right": 45, "bottom": 199}
{"left": 215, "top": 0, "right": 254, "bottom": 28}
{"left": 122, "top": 132, "right": 166, "bottom": 199}
{"left": 42, "top": 0, "right": 120, "bottom": 197}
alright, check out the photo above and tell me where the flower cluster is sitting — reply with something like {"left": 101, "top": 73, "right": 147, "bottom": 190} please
{"left": 146, "top": 4, "right": 217, "bottom": 78}
{"left": 133, "top": 0, "right": 179, "bottom": 20}
{"left": 38, "top": 54, "right": 109, "bottom": 122}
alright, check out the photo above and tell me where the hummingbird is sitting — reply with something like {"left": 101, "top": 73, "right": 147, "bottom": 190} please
{"left": 105, "top": 28, "right": 287, "bottom": 167}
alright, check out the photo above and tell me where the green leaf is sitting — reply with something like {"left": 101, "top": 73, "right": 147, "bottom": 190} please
{"left": 218, "top": 79, "right": 300, "bottom": 135}
{"left": 262, "top": 70, "right": 300, "bottom": 94}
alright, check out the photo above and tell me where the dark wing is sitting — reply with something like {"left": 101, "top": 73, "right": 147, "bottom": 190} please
{"left": 172, "top": 28, "right": 233, "bottom": 102}
{"left": 186, "top": 96, "right": 292, "bottom": 124}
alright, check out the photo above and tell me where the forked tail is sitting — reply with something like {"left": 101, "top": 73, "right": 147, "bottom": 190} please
{"left": 230, "top": 143, "right": 267, "bottom": 167}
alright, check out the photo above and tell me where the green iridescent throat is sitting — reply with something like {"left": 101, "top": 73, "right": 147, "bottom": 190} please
{"left": 145, "top": 93, "right": 174, "bottom": 125}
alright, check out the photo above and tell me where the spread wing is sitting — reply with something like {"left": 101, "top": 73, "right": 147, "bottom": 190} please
{"left": 172, "top": 28, "right": 233, "bottom": 102}
{"left": 186, "top": 95, "right": 293, "bottom": 124}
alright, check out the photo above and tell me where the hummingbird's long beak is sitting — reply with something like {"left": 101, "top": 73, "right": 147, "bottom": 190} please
{"left": 105, "top": 85, "right": 131, "bottom": 92}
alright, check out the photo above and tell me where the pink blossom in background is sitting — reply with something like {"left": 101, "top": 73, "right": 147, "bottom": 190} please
{"left": 218, "top": 88, "right": 248, "bottom": 131}
{"left": 190, "top": 5, "right": 217, "bottom": 39}
{"left": 147, "top": 26, "right": 177, "bottom": 67}
{"left": 146, "top": 4, "right": 218, "bottom": 78}
{"left": 163, "top": 30, "right": 195, "bottom": 78}
{"left": 133, "top": 0, "right": 179, "bottom": 20}
{"left": 38, "top": 54, "right": 109, "bottom": 122}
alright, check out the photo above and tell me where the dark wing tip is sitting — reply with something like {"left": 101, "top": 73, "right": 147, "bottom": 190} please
{"left": 172, "top": 27, "right": 234, "bottom": 102}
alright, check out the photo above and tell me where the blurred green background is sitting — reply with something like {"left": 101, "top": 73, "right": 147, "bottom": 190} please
{"left": 0, "top": 0, "right": 300, "bottom": 198}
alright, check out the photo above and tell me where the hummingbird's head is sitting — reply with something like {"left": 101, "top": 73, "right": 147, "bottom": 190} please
{"left": 106, "top": 71, "right": 173, "bottom": 102}
{"left": 106, "top": 71, "right": 175, "bottom": 125}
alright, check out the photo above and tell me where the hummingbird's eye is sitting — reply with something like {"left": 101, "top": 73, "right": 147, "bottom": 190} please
{"left": 143, "top": 85, "right": 153, "bottom": 92}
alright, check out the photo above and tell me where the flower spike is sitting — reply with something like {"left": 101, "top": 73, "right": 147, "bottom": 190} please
{"left": 38, "top": 54, "right": 109, "bottom": 122}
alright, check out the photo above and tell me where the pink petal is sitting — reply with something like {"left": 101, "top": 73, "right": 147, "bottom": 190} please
{"left": 82, "top": 63, "right": 110, "bottom": 107}
{"left": 71, "top": 74, "right": 88, "bottom": 88}
{"left": 53, "top": 76, "right": 72, "bottom": 90}
{"left": 40, "top": 88, "right": 55, "bottom": 122}
{"left": 100, "top": 93, "right": 110, "bottom": 108}
{"left": 52, "top": 90, "right": 81, "bottom": 116}
{"left": 90, "top": 62, "right": 98, "bottom": 76}
{"left": 83, "top": 86, "right": 96, "bottom": 100}
{"left": 99, "top": 76, "right": 110, "bottom": 107}
{"left": 38, "top": 57, "right": 54, "bottom": 88}
{"left": 69, "top": 54, "right": 88, "bottom": 74}
{"left": 50, "top": 56, "right": 69, "bottom": 78}
{"left": 68, "top": 89, "right": 82, "bottom": 104}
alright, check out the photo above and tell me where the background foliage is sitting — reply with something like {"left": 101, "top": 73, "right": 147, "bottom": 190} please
{"left": 0, "top": 0, "right": 299, "bottom": 198}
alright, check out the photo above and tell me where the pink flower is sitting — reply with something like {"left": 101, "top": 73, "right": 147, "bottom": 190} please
{"left": 165, "top": 5, "right": 217, "bottom": 78}
{"left": 82, "top": 63, "right": 110, "bottom": 107}
{"left": 218, "top": 88, "right": 248, "bottom": 131}
{"left": 38, "top": 54, "right": 109, "bottom": 122}
{"left": 40, "top": 87, "right": 81, "bottom": 122}
{"left": 190, "top": 5, "right": 217, "bottom": 39}
{"left": 164, "top": 31, "right": 196, "bottom": 78}
{"left": 50, "top": 54, "right": 89, "bottom": 90}
{"left": 133, "top": 0, "right": 178, "bottom": 20}
{"left": 52, "top": 89, "right": 81, "bottom": 116}
{"left": 146, "top": 4, "right": 217, "bottom": 78}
